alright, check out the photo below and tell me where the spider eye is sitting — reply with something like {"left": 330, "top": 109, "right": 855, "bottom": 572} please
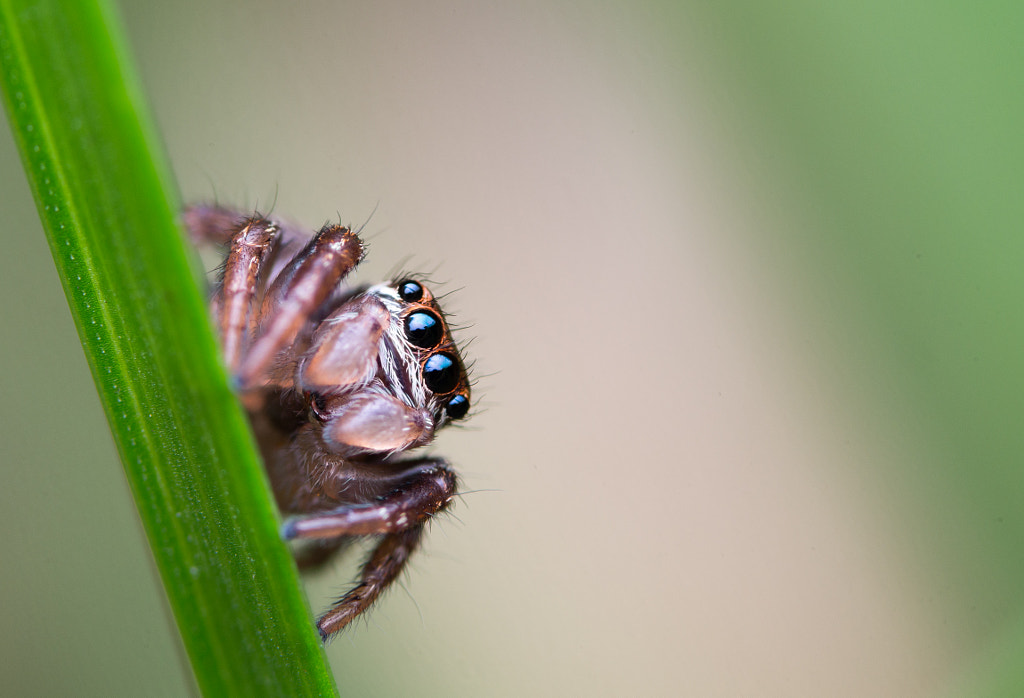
{"left": 398, "top": 279, "right": 424, "bottom": 302}
{"left": 445, "top": 394, "right": 470, "bottom": 420}
{"left": 405, "top": 311, "right": 443, "bottom": 348}
{"left": 423, "top": 352, "right": 459, "bottom": 394}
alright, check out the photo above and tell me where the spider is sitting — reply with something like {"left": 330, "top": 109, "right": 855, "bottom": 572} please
{"left": 184, "top": 204, "right": 471, "bottom": 640}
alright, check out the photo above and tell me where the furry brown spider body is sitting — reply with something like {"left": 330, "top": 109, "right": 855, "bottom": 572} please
{"left": 185, "top": 204, "right": 470, "bottom": 639}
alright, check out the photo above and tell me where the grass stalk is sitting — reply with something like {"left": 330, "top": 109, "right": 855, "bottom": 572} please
{"left": 0, "top": 0, "right": 337, "bottom": 693}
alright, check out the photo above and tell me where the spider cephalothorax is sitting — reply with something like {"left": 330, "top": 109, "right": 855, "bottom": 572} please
{"left": 185, "top": 204, "right": 471, "bottom": 639}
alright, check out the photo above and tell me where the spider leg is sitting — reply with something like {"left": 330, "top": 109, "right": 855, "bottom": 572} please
{"left": 211, "top": 216, "right": 278, "bottom": 372}
{"left": 237, "top": 223, "right": 363, "bottom": 389}
{"left": 282, "top": 460, "right": 457, "bottom": 540}
{"left": 184, "top": 205, "right": 319, "bottom": 373}
{"left": 280, "top": 459, "right": 458, "bottom": 638}
{"left": 318, "top": 527, "right": 423, "bottom": 639}
{"left": 183, "top": 204, "right": 250, "bottom": 246}
{"left": 183, "top": 204, "right": 309, "bottom": 250}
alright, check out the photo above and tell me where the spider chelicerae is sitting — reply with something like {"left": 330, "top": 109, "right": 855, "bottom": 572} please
{"left": 184, "top": 204, "right": 472, "bottom": 639}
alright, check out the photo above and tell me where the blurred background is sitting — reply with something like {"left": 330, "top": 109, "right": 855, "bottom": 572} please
{"left": 3, "top": 1, "right": 1024, "bottom": 695}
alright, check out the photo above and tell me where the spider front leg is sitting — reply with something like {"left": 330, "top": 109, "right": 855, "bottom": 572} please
{"left": 282, "top": 459, "right": 459, "bottom": 638}
{"left": 184, "top": 208, "right": 279, "bottom": 373}
{"left": 237, "top": 223, "right": 363, "bottom": 390}
{"left": 184, "top": 204, "right": 332, "bottom": 375}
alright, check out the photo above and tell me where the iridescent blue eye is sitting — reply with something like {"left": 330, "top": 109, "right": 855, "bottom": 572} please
{"left": 423, "top": 352, "right": 459, "bottom": 394}
{"left": 445, "top": 394, "right": 470, "bottom": 420}
{"left": 398, "top": 279, "right": 423, "bottom": 302}
{"left": 404, "top": 311, "right": 442, "bottom": 348}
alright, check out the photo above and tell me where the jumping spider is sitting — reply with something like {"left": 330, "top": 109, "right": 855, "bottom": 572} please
{"left": 184, "top": 204, "right": 471, "bottom": 639}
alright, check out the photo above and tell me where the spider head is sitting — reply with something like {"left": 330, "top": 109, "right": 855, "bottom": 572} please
{"left": 368, "top": 278, "right": 472, "bottom": 430}
{"left": 298, "top": 277, "right": 471, "bottom": 457}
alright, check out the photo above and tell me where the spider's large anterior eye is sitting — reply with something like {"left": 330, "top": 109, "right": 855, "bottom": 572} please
{"left": 398, "top": 279, "right": 424, "bottom": 302}
{"left": 404, "top": 311, "right": 443, "bottom": 348}
{"left": 445, "top": 394, "right": 470, "bottom": 420}
{"left": 423, "top": 352, "right": 459, "bottom": 394}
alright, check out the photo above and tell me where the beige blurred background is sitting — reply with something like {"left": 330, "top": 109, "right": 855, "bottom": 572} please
{"left": 4, "top": 1, "right": 1023, "bottom": 696}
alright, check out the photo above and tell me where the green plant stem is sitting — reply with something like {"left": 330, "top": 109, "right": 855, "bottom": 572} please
{"left": 0, "top": 1, "right": 337, "bottom": 694}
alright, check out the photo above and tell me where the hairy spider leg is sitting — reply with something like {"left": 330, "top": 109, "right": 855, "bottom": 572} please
{"left": 184, "top": 205, "right": 312, "bottom": 373}
{"left": 211, "top": 216, "right": 278, "bottom": 372}
{"left": 280, "top": 459, "right": 458, "bottom": 637}
{"left": 237, "top": 224, "right": 363, "bottom": 390}
{"left": 318, "top": 528, "right": 422, "bottom": 639}
{"left": 184, "top": 204, "right": 315, "bottom": 264}
{"left": 183, "top": 204, "right": 250, "bottom": 246}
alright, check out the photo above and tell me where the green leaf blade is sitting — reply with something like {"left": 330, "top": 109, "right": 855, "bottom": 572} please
{"left": 0, "top": 1, "right": 337, "bottom": 694}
